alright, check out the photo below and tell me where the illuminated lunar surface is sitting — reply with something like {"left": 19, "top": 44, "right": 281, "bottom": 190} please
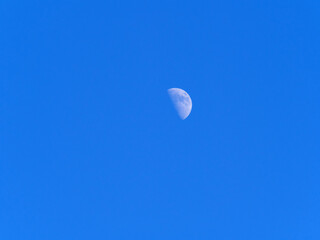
{"left": 168, "top": 88, "right": 192, "bottom": 120}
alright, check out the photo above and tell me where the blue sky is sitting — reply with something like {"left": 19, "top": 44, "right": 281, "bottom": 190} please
{"left": 1, "top": 0, "right": 320, "bottom": 239}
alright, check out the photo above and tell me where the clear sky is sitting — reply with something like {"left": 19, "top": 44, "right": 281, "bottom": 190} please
{"left": 1, "top": 1, "right": 320, "bottom": 239}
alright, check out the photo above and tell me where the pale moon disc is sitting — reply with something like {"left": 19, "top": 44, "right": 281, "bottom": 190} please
{"left": 167, "top": 88, "right": 192, "bottom": 120}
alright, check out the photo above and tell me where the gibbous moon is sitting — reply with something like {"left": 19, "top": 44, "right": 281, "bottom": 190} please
{"left": 167, "top": 88, "right": 192, "bottom": 120}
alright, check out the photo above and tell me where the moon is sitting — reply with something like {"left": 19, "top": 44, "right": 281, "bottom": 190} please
{"left": 167, "top": 88, "right": 192, "bottom": 120}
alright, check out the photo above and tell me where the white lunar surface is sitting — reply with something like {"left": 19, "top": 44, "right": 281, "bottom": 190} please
{"left": 168, "top": 88, "right": 192, "bottom": 120}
